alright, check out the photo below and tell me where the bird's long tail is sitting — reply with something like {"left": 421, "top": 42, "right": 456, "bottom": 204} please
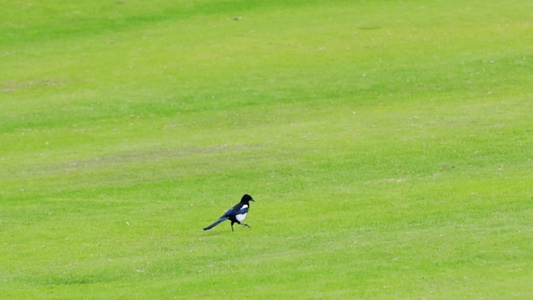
{"left": 203, "top": 217, "right": 228, "bottom": 231}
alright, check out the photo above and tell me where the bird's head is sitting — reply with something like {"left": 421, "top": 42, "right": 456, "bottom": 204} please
{"left": 241, "top": 194, "right": 255, "bottom": 202}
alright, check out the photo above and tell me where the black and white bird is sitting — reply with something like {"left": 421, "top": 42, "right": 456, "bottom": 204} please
{"left": 203, "top": 194, "right": 255, "bottom": 231}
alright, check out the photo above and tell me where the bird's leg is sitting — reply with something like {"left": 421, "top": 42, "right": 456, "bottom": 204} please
{"left": 240, "top": 223, "right": 251, "bottom": 228}
{"left": 231, "top": 223, "right": 235, "bottom": 232}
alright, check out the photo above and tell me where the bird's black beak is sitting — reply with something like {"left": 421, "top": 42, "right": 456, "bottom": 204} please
{"left": 251, "top": 198, "right": 255, "bottom": 202}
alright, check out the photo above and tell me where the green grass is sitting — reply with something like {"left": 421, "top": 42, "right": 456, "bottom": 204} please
{"left": 1, "top": 0, "right": 532, "bottom": 298}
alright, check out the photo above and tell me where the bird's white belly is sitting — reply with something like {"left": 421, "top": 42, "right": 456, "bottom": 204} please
{"left": 236, "top": 213, "right": 247, "bottom": 222}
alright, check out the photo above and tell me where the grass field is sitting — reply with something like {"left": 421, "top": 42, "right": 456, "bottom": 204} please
{"left": 1, "top": 0, "right": 532, "bottom": 298}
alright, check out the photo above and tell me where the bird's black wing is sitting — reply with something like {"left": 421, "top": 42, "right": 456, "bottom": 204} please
{"left": 221, "top": 203, "right": 249, "bottom": 218}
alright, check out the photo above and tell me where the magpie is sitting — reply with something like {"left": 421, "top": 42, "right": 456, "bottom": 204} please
{"left": 203, "top": 194, "right": 255, "bottom": 231}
